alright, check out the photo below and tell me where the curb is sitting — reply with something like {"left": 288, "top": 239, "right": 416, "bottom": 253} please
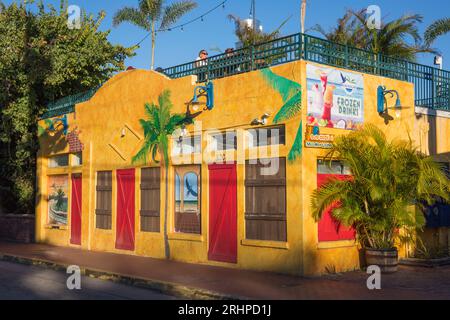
{"left": 0, "top": 253, "right": 245, "bottom": 300}
{"left": 399, "top": 257, "right": 450, "bottom": 268}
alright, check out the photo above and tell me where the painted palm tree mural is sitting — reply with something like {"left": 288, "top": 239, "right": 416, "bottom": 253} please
{"left": 260, "top": 68, "right": 303, "bottom": 161}
{"left": 132, "top": 90, "right": 186, "bottom": 259}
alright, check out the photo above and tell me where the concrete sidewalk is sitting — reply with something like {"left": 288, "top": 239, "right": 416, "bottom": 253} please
{"left": 0, "top": 241, "right": 449, "bottom": 300}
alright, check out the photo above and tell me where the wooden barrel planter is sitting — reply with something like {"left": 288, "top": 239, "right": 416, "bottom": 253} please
{"left": 365, "top": 248, "right": 398, "bottom": 273}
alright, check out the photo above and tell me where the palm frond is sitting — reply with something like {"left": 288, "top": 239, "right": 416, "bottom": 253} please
{"left": 113, "top": 7, "right": 150, "bottom": 31}
{"left": 260, "top": 68, "right": 301, "bottom": 102}
{"left": 311, "top": 178, "right": 353, "bottom": 221}
{"left": 139, "top": 0, "right": 163, "bottom": 20}
{"left": 288, "top": 121, "right": 303, "bottom": 162}
{"left": 273, "top": 92, "right": 302, "bottom": 123}
{"left": 160, "top": 0, "right": 197, "bottom": 30}
{"left": 425, "top": 18, "right": 450, "bottom": 45}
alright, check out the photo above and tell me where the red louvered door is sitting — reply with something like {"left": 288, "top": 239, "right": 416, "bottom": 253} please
{"left": 208, "top": 164, "right": 237, "bottom": 263}
{"left": 70, "top": 174, "right": 82, "bottom": 245}
{"left": 116, "top": 169, "right": 135, "bottom": 251}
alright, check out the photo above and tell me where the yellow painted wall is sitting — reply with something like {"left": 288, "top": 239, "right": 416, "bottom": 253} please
{"left": 36, "top": 59, "right": 450, "bottom": 276}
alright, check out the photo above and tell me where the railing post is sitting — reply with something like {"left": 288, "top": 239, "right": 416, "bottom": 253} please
{"left": 432, "top": 68, "right": 436, "bottom": 109}
{"left": 303, "top": 34, "right": 308, "bottom": 61}
{"left": 345, "top": 45, "right": 349, "bottom": 68}
{"left": 207, "top": 58, "right": 211, "bottom": 81}
{"left": 298, "top": 33, "right": 302, "bottom": 61}
{"left": 251, "top": 45, "right": 255, "bottom": 71}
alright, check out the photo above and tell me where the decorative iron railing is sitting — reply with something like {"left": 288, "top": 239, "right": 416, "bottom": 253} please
{"left": 41, "top": 86, "right": 100, "bottom": 119}
{"left": 162, "top": 33, "right": 450, "bottom": 112}
{"left": 44, "top": 33, "right": 449, "bottom": 119}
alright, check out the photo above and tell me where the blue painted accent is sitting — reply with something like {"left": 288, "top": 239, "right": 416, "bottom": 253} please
{"left": 377, "top": 85, "right": 402, "bottom": 114}
{"left": 192, "top": 82, "right": 214, "bottom": 110}
{"left": 47, "top": 115, "right": 69, "bottom": 136}
{"left": 377, "top": 86, "right": 386, "bottom": 114}
{"left": 313, "top": 125, "right": 320, "bottom": 136}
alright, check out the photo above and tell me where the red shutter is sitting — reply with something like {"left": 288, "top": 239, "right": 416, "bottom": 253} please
{"left": 317, "top": 174, "right": 356, "bottom": 242}
{"left": 208, "top": 164, "right": 237, "bottom": 263}
{"left": 70, "top": 174, "right": 82, "bottom": 245}
{"left": 116, "top": 169, "right": 135, "bottom": 251}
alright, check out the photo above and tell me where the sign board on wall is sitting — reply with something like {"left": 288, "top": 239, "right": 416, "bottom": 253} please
{"left": 48, "top": 175, "right": 69, "bottom": 225}
{"left": 305, "top": 125, "right": 334, "bottom": 149}
{"left": 307, "top": 64, "right": 364, "bottom": 130}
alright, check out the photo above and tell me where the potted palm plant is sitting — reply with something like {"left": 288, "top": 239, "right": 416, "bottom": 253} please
{"left": 311, "top": 124, "right": 450, "bottom": 273}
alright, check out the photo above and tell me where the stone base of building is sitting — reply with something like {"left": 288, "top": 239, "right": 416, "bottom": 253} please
{"left": 0, "top": 214, "right": 35, "bottom": 243}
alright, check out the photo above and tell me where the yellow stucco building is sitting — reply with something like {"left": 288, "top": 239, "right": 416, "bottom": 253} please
{"left": 36, "top": 34, "right": 450, "bottom": 276}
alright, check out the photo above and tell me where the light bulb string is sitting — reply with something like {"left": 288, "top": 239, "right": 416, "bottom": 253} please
{"left": 134, "top": 0, "right": 229, "bottom": 47}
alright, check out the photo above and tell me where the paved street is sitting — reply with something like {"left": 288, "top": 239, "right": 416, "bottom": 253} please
{"left": 0, "top": 260, "right": 175, "bottom": 300}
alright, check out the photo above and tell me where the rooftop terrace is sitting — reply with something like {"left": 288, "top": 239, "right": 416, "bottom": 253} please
{"left": 43, "top": 32, "right": 450, "bottom": 119}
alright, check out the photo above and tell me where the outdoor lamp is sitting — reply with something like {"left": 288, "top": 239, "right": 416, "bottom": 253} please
{"left": 192, "top": 82, "right": 214, "bottom": 110}
{"left": 377, "top": 86, "right": 402, "bottom": 118}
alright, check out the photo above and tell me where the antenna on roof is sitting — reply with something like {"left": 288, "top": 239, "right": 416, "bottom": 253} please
{"left": 301, "top": 0, "right": 306, "bottom": 34}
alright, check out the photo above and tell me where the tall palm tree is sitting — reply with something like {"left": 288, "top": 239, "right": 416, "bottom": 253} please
{"left": 311, "top": 124, "right": 449, "bottom": 250}
{"left": 313, "top": 9, "right": 434, "bottom": 61}
{"left": 133, "top": 90, "right": 186, "bottom": 259}
{"left": 425, "top": 18, "right": 450, "bottom": 46}
{"left": 113, "top": 0, "right": 197, "bottom": 70}
{"left": 311, "top": 9, "right": 366, "bottom": 47}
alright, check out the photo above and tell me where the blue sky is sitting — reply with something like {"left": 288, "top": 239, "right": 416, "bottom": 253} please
{"left": 6, "top": 0, "right": 450, "bottom": 70}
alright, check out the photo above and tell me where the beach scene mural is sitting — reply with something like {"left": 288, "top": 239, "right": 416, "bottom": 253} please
{"left": 48, "top": 175, "right": 69, "bottom": 225}
{"left": 307, "top": 64, "right": 364, "bottom": 130}
{"left": 175, "top": 172, "right": 199, "bottom": 212}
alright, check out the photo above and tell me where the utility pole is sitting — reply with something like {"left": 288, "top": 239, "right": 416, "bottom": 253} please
{"left": 301, "top": 0, "right": 306, "bottom": 34}
{"left": 252, "top": 0, "right": 256, "bottom": 34}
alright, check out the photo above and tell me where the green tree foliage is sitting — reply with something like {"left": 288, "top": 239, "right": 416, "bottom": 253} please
{"left": 425, "top": 18, "right": 450, "bottom": 46}
{"left": 312, "top": 9, "right": 434, "bottom": 61}
{"left": 113, "top": 0, "right": 197, "bottom": 70}
{"left": 228, "top": 14, "right": 290, "bottom": 47}
{"left": 311, "top": 124, "right": 450, "bottom": 250}
{"left": 132, "top": 90, "right": 186, "bottom": 259}
{"left": 0, "top": 0, "right": 135, "bottom": 213}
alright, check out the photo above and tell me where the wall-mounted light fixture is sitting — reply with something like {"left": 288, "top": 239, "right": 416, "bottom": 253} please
{"left": 192, "top": 82, "right": 214, "bottom": 110}
{"left": 377, "top": 86, "right": 402, "bottom": 118}
{"left": 251, "top": 113, "right": 271, "bottom": 126}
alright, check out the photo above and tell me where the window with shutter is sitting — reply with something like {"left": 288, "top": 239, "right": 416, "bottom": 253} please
{"left": 174, "top": 165, "right": 201, "bottom": 234}
{"left": 247, "top": 125, "right": 286, "bottom": 148}
{"left": 95, "top": 171, "right": 112, "bottom": 230}
{"left": 245, "top": 158, "right": 287, "bottom": 242}
{"left": 140, "top": 167, "right": 161, "bottom": 232}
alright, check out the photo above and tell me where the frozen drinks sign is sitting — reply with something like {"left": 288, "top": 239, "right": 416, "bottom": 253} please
{"left": 307, "top": 64, "right": 364, "bottom": 130}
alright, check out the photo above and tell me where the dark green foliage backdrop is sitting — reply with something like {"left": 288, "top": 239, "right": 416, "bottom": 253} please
{"left": 0, "top": 0, "right": 135, "bottom": 213}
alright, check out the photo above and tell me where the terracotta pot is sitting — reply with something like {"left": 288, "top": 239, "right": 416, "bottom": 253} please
{"left": 365, "top": 248, "right": 398, "bottom": 273}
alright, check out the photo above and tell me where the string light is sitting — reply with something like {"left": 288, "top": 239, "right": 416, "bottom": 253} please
{"left": 133, "top": 0, "right": 229, "bottom": 46}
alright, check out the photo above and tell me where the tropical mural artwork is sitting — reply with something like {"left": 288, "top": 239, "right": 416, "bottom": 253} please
{"left": 48, "top": 175, "right": 69, "bottom": 225}
{"left": 307, "top": 64, "right": 364, "bottom": 130}
{"left": 260, "top": 68, "right": 303, "bottom": 161}
{"left": 38, "top": 115, "right": 69, "bottom": 137}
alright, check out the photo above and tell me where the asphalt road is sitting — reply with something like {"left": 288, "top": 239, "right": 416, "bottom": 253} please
{"left": 0, "top": 260, "right": 176, "bottom": 300}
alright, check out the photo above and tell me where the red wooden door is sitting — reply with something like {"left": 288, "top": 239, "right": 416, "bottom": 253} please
{"left": 70, "top": 174, "right": 82, "bottom": 245}
{"left": 116, "top": 169, "right": 135, "bottom": 251}
{"left": 208, "top": 164, "right": 237, "bottom": 263}
{"left": 317, "top": 174, "right": 356, "bottom": 242}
